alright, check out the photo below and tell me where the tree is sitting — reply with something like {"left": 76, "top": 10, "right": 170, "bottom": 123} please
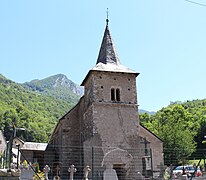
{"left": 2, "top": 109, "right": 18, "bottom": 140}
{"left": 141, "top": 104, "right": 198, "bottom": 165}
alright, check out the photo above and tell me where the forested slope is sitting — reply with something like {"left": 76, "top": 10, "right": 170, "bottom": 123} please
{"left": 0, "top": 74, "right": 80, "bottom": 142}
{"left": 140, "top": 99, "right": 206, "bottom": 164}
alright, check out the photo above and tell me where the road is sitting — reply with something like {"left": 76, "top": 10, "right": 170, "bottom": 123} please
{"left": 188, "top": 173, "right": 206, "bottom": 179}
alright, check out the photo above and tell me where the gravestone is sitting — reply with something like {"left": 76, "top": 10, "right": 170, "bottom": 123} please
{"left": 83, "top": 165, "right": 91, "bottom": 180}
{"left": 103, "top": 164, "right": 118, "bottom": 180}
{"left": 20, "top": 169, "right": 34, "bottom": 180}
{"left": 43, "top": 165, "right": 50, "bottom": 180}
{"left": 53, "top": 165, "right": 61, "bottom": 180}
{"left": 0, "top": 168, "right": 21, "bottom": 179}
{"left": 68, "top": 164, "right": 77, "bottom": 180}
{"left": 136, "top": 172, "right": 144, "bottom": 180}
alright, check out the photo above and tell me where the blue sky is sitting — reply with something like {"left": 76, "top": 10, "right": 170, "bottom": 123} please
{"left": 0, "top": 0, "right": 206, "bottom": 112}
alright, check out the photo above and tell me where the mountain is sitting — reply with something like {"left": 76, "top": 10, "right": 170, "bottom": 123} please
{"left": 22, "top": 74, "right": 84, "bottom": 104}
{"left": 0, "top": 74, "right": 13, "bottom": 84}
{"left": 139, "top": 109, "right": 156, "bottom": 115}
{"left": 0, "top": 74, "right": 8, "bottom": 80}
{"left": 0, "top": 74, "right": 81, "bottom": 142}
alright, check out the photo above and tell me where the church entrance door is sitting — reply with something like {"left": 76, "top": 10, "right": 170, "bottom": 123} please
{"left": 113, "top": 164, "right": 126, "bottom": 180}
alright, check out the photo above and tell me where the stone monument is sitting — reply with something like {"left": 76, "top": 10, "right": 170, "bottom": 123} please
{"left": 103, "top": 164, "right": 118, "bottom": 180}
{"left": 68, "top": 164, "right": 77, "bottom": 180}
{"left": 43, "top": 165, "right": 50, "bottom": 180}
{"left": 83, "top": 165, "right": 91, "bottom": 180}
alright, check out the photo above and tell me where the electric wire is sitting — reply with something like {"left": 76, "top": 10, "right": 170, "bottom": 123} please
{"left": 184, "top": 0, "right": 206, "bottom": 7}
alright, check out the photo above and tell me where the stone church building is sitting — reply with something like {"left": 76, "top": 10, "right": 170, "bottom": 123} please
{"left": 45, "top": 19, "right": 163, "bottom": 179}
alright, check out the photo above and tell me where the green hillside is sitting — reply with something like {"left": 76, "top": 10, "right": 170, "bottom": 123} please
{"left": 0, "top": 75, "right": 80, "bottom": 142}
{"left": 140, "top": 99, "right": 206, "bottom": 164}
{"left": 23, "top": 74, "right": 83, "bottom": 103}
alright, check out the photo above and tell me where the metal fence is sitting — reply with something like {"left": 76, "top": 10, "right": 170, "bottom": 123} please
{"left": 1, "top": 145, "right": 206, "bottom": 180}
{"left": 42, "top": 145, "right": 158, "bottom": 179}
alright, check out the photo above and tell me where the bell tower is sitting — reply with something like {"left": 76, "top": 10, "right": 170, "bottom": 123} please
{"left": 81, "top": 18, "right": 139, "bottom": 107}
{"left": 80, "top": 18, "right": 142, "bottom": 178}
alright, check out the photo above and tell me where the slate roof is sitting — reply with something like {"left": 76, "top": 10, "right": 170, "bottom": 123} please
{"left": 96, "top": 19, "right": 120, "bottom": 66}
{"left": 81, "top": 19, "right": 139, "bottom": 86}
{"left": 94, "top": 19, "right": 137, "bottom": 74}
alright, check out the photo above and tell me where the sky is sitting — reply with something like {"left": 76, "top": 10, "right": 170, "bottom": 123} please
{"left": 1, "top": 0, "right": 206, "bottom": 112}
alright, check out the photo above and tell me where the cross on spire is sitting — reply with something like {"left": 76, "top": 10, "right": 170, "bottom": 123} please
{"left": 106, "top": 8, "right": 109, "bottom": 25}
{"left": 96, "top": 10, "right": 120, "bottom": 66}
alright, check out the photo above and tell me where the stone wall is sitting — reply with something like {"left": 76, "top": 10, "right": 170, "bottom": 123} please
{"left": 90, "top": 71, "right": 137, "bottom": 104}
{"left": 60, "top": 105, "right": 82, "bottom": 179}
{"left": 139, "top": 125, "right": 164, "bottom": 172}
{"left": 79, "top": 70, "right": 145, "bottom": 178}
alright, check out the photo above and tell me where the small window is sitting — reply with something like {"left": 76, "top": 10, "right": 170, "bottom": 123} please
{"left": 116, "top": 89, "right": 120, "bottom": 101}
{"left": 111, "top": 88, "right": 121, "bottom": 102}
{"left": 111, "top": 88, "right": 115, "bottom": 101}
{"left": 0, "top": 140, "right": 2, "bottom": 144}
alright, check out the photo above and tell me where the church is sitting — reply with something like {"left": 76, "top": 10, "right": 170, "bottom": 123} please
{"left": 45, "top": 18, "right": 164, "bottom": 179}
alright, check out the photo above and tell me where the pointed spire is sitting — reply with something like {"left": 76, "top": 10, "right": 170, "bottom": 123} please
{"left": 81, "top": 14, "right": 139, "bottom": 86}
{"left": 96, "top": 14, "right": 120, "bottom": 65}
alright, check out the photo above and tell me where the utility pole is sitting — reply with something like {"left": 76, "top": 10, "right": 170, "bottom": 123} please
{"left": 8, "top": 122, "right": 16, "bottom": 171}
